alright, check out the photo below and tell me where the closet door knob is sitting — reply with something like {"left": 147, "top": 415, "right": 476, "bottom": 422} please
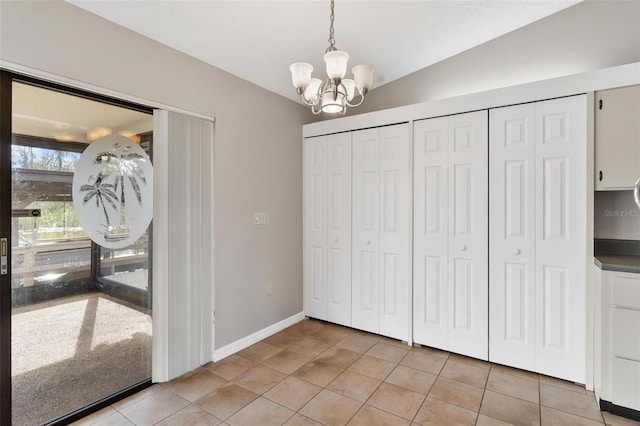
{"left": 366, "top": 240, "right": 371, "bottom": 246}
{"left": 513, "top": 249, "right": 521, "bottom": 255}
{"left": 334, "top": 238, "right": 339, "bottom": 244}
{"left": 461, "top": 245, "right": 467, "bottom": 251}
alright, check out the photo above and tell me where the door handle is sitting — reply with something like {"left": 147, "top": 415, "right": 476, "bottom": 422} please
{"left": 1, "top": 238, "right": 7, "bottom": 276}
{"left": 460, "top": 245, "right": 467, "bottom": 251}
{"left": 366, "top": 240, "right": 371, "bottom": 246}
{"left": 513, "top": 249, "right": 521, "bottom": 255}
{"left": 634, "top": 178, "right": 640, "bottom": 210}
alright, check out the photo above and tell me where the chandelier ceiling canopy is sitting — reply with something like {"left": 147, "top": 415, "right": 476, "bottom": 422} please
{"left": 290, "top": 0, "right": 375, "bottom": 115}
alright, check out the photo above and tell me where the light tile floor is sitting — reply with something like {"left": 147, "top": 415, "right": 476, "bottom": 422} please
{"left": 73, "top": 318, "right": 640, "bottom": 426}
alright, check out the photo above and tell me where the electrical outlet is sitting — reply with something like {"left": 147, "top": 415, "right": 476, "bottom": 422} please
{"left": 266, "top": 282, "right": 273, "bottom": 296}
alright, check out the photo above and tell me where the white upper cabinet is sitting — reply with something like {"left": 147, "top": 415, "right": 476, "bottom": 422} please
{"left": 413, "top": 111, "right": 488, "bottom": 360}
{"left": 595, "top": 85, "right": 640, "bottom": 190}
{"left": 352, "top": 123, "right": 411, "bottom": 341}
{"left": 489, "top": 95, "right": 587, "bottom": 383}
{"left": 303, "top": 132, "right": 352, "bottom": 326}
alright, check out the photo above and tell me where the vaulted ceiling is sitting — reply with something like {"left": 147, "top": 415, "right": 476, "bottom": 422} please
{"left": 68, "top": 1, "right": 581, "bottom": 105}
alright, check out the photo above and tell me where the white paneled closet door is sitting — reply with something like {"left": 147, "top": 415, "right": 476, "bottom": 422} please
{"left": 352, "top": 128, "right": 380, "bottom": 333}
{"left": 489, "top": 95, "right": 586, "bottom": 383}
{"left": 413, "top": 111, "right": 488, "bottom": 359}
{"left": 379, "top": 124, "right": 411, "bottom": 340}
{"left": 413, "top": 117, "right": 449, "bottom": 349}
{"left": 303, "top": 133, "right": 352, "bottom": 326}
{"left": 534, "top": 96, "right": 586, "bottom": 383}
{"left": 326, "top": 132, "right": 352, "bottom": 326}
{"left": 352, "top": 124, "right": 411, "bottom": 340}
{"left": 447, "top": 112, "right": 489, "bottom": 360}
{"left": 303, "top": 136, "right": 328, "bottom": 320}
{"left": 489, "top": 104, "right": 536, "bottom": 371}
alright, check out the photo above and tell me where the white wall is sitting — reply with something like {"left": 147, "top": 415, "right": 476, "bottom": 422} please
{"left": 348, "top": 0, "right": 640, "bottom": 115}
{"left": 0, "top": 0, "right": 312, "bottom": 349}
{"left": 594, "top": 191, "right": 640, "bottom": 240}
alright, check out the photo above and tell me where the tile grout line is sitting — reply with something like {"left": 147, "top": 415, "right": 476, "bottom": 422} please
{"left": 107, "top": 319, "right": 624, "bottom": 426}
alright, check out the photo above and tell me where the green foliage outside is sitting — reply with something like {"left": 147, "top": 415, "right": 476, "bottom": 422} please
{"left": 13, "top": 145, "right": 86, "bottom": 241}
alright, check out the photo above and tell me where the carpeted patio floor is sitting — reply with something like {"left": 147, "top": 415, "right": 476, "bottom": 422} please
{"left": 11, "top": 292, "right": 152, "bottom": 426}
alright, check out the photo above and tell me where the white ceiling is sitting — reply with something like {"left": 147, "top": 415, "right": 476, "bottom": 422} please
{"left": 66, "top": 0, "right": 582, "bottom": 104}
{"left": 13, "top": 83, "right": 152, "bottom": 143}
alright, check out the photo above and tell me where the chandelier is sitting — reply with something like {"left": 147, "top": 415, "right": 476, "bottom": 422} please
{"left": 289, "top": 0, "right": 375, "bottom": 115}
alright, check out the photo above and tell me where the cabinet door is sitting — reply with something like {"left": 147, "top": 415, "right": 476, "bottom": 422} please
{"left": 304, "top": 136, "right": 327, "bottom": 319}
{"left": 413, "top": 117, "right": 449, "bottom": 349}
{"left": 352, "top": 128, "right": 380, "bottom": 333}
{"left": 326, "top": 133, "right": 352, "bottom": 326}
{"left": 612, "top": 358, "right": 640, "bottom": 410}
{"left": 379, "top": 123, "right": 411, "bottom": 341}
{"left": 489, "top": 104, "right": 536, "bottom": 371}
{"left": 535, "top": 95, "right": 586, "bottom": 383}
{"left": 595, "top": 85, "right": 640, "bottom": 190}
{"left": 447, "top": 111, "right": 489, "bottom": 360}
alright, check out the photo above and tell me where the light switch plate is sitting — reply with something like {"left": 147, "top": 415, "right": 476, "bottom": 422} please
{"left": 253, "top": 212, "right": 270, "bottom": 225}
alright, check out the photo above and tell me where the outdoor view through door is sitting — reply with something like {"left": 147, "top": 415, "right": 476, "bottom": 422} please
{"left": 9, "top": 81, "right": 153, "bottom": 425}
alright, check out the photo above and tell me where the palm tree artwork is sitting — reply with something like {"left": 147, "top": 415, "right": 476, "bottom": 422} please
{"left": 79, "top": 172, "right": 118, "bottom": 231}
{"left": 73, "top": 134, "right": 153, "bottom": 249}
{"left": 91, "top": 143, "right": 147, "bottom": 240}
{"left": 78, "top": 141, "right": 149, "bottom": 243}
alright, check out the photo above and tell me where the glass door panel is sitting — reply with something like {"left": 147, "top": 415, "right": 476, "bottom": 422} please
{"left": 10, "top": 81, "right": 153, "bottom": 425}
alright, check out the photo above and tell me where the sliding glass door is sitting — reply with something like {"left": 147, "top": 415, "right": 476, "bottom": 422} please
{"left": 1, "top": 72, "right": 154, "bottom": 425}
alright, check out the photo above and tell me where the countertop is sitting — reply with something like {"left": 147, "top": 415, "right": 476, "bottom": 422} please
{"left": 594, "top": 254, "right": 640, "bottom": 274}
{"left": 594, "top": 239, "right": 640, "bottom": 274}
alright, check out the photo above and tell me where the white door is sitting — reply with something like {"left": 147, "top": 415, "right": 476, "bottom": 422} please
{"left": 413, "top": 117, "right": 449, "bottom": 350}
{"left": 352, "top": 128, "right": 380, "bottom": 333}
{"left": 304, "top": 136, "right": 327, "bottom": 320}
{"left": 534, "top": 95, "right": 586, "bottom": 383}
{"left": 488, "top": 95, "right": 586, "bottom": 382}
{"left": 489, "top": 104, "right": 536, "bottom": 371}
{"left": 326, "top": 132, "right": 352, "bottom": 326}
{"left": 379, "top": 124, "right": 411, "bottom": 341}
{"left": 413, "top": 111, "right": 488, "bottom": 358}
{"left": 447, "top": 111, "right": 489, "bottom": 360}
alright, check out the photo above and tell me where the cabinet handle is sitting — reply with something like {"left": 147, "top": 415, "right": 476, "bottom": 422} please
{"left": 461, "top": 245, "right": 467, "bottom": 251}
{"left": 634, "top": 178, "right": 640, "bottom": 209}
{"left": 334, "top": 238, "right": 339, "bottom": 244}
{"left": 599, "top": 170, "right": 603, "bottom": 182}
{"left": 513, "top": 249, "right": 521, "bottom": 255}
{"left": 366, "top": 240, "right": 371, "bottom": 246}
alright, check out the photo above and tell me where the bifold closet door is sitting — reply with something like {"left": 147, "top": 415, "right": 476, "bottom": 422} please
{"left": 303, "top": 136, "right": 328, "bottom": 320}
{"left": 413, "top": 111, "right": 488, "bottom": 359}
{"left": 413, "top": 117, "right": 449, "bottom": 349}
{"left": 534, "top": 96, "right": 586, "bottom": 383}
{"left": 303, "top": 133, "right": 352, "bottom": 326}
{"left": 489, "top": 104, "right": 536, "bottom": 371}
{"left": 489, "top": 95, "right": 586, "bottom": 383}
{"left": 326, "top": 133, "right": 352, "bottom": 326}
{"left": 352, "top": 124, "right": 411, "bottom": 340}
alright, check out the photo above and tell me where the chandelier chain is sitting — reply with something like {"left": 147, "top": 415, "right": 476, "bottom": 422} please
{"left": 327, "top": 0, "right": 336, "bottom": 51}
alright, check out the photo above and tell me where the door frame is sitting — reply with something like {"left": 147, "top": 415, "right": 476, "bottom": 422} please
{"left": 0, "top": 69, "right": 154, "bottom": 425}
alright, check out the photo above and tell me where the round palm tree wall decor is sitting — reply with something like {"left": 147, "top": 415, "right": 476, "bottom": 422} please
{"left": 72, "top": 134, "right": 153, "bottom": 249}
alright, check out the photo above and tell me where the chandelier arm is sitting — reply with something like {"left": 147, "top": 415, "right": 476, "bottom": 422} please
{"left": 345, "top": 95, "right": 366, "bottom": 108}
{"left": 299, "top": 93, "right": 321, "bottom": 107}
{"left": 311, "top": 103, "right": 323, "bottom": 114}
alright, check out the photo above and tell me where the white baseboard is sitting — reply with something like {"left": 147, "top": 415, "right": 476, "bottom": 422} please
{"left": 213, "top": 312, "right": 305, "bottom": 362}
